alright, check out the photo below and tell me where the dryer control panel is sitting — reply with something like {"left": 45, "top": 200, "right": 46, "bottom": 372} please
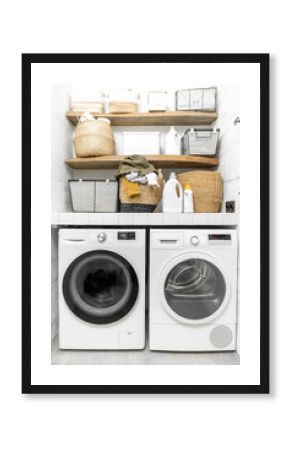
{"left": 208, "top": 234, "right": 232, "bottom": 246}
{"left": 151, "top": 230, "right": 237, "bottom": 249}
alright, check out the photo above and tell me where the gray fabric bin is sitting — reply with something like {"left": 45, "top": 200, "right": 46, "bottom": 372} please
{"left": 69, "top": 179, "right": 118, "bottom": 212}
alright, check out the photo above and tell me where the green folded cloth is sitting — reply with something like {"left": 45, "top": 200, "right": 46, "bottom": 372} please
{"left": 116, "top": 155, "right": 157, "bottom": 178}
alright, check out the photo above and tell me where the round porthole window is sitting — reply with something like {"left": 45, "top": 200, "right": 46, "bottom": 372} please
{"left": 63, "top": 250, "right": 139, "bottom": 324}
{"left": 164, "top": 258, "right": 226, "bottom": 321}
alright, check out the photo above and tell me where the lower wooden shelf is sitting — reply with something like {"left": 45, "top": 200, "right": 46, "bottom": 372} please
{"left": 65, "top": 155, "right": 219, "bottom": 170}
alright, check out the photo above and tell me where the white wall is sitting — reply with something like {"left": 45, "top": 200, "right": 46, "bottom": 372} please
{"left": 51, "top": 84, "right": 73, "bottom": 213}
{"left": 51, "top": 85, "right": 72, "bottom": 341}
{"left": 216, "top": 84, "right": 240, "bottom": 212}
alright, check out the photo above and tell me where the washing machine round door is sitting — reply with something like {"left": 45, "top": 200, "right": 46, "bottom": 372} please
{"left": 162, "top": 253, "right": 230, "bottom": 324}
{"left": 63, "top": 250, "right": 139, "bottom": 324}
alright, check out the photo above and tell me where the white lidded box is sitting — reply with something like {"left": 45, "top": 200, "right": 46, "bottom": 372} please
{"left": 148, "top": 91, "right": 167, "bottom": 111}
{"left": 120, "top": 132, "right": 161, "bottom": 155}
{"left": 69, "top": 179, "right": 118, "bottom": 212}
{"left": 181, "top": 128, "right": 220, "bottom": 155}
{"left": 176, "top": 87, "right": 217, "bottom": 111}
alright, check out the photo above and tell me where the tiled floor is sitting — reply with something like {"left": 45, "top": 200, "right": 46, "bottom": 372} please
{"left": 51, "top": 335, "right": 240, "bottom": 365}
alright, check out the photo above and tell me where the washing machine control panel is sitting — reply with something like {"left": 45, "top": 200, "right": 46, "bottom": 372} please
{"left": 97, "top": 232, "right": 107, "bottom": 243}
{"left": 190, "top": 235, "right": 200, "bottom": 246}
{"left": 118, "top": 231, "right": 136, "bottom": 240}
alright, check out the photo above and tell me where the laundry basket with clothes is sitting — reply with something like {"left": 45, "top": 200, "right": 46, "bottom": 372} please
{"left": 116, "top": 155, "right": 163, "bottom": 212}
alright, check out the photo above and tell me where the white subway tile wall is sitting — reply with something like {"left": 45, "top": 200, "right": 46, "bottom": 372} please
{"left": 51, "top": 84, "right": 73, "bottom": 213}
{"left": 215, "top": 84, "right": 240, "bottom": 212}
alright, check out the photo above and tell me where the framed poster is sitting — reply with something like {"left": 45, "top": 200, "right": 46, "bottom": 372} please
{"left": 22, "top": 53, "right": 269, "bottom": 394}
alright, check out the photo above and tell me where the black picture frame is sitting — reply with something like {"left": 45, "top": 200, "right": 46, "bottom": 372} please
{"left": 22, "top": 53, "right": 269, "bottom": 394}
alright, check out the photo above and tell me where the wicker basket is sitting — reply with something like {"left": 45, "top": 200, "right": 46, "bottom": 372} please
{"left": 73, "top": 118, "right": 115, "bottom": 158}
{"left": 119, "top": 176, "right": 163, "bottom": 212}
{"left": 108, "top": 101, "right": 138, "bottom": 114}
{"left": 177, "top": 171, "right": 222, "bottom": 212}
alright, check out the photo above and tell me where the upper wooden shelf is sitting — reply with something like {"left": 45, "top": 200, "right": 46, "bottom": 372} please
{"left": 66, "top": 111, "right": 217, "bottom": 126}
{"left": 65, "top": 155, "right": 219, "bottom": 170}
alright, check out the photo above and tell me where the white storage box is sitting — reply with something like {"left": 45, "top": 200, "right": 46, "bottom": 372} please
{"left": 176, "top": 87, "right": 217, "bottom": 111}
{"left": 181, "top": 128, "right": 220, "bottom": 155}
{"left": 69, "top": 179, "right": 118, "bottom": 212}
{"left": 148, "top": 91, "right": 167, "bottom": 111}
{"left": 120, "top": 132, "right": 161, "bottom": 155}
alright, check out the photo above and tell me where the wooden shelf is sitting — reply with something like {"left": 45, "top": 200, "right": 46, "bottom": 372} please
{"left": 66, "top": 111, "right": 217, "bottom": 126}
{"left": 65, "top": 155, "right": 219, "bottom": 170}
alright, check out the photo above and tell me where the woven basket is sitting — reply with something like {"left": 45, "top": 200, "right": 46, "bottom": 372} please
{"left": 119, "top": 176, "right": 163, "bottom": 211}
{"left": 108, "top": 101, "right": 138, "bottom": 114}
{"left": 73, "top": 118, "right": 115, "bottom": 158}
{"left": 177, "top": 171, "right": 222, "bottom": 212}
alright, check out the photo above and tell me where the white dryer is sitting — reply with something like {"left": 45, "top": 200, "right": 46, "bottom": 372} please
{"left": 58, "top": 228, "right": 145, "bottom": 350}
{"left": 149, "top": 229, "right": 238, "bottom": 352}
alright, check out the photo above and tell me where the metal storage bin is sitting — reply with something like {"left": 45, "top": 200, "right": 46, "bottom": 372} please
{"left": 176, "top": 87, "right": 217, "bottom": 111}
{"left": 181, "top": 128, "right": 220, "bottom": 156}
{"left": 69, "top": 179, "right": 118, "bottom": 212}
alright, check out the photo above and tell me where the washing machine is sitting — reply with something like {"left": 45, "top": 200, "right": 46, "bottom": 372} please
{"left": 58, "top": 228, "right": 145, "bottom": 350}
{"left": 149, "top": 229, "right": 238, "bottom": 352}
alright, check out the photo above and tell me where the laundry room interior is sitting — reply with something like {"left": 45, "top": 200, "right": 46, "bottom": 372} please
{"left": 51, "top": 63, "right": 240, "bottom": 365}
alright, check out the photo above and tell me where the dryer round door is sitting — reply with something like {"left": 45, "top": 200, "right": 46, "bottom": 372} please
{"left": 160, "top": 252, "right": 231, "bottom": 325}
{"left": 63, "top": 250, "right": 139, "bottom": 324}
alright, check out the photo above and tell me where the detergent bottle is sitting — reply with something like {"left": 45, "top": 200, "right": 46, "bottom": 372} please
{"left": 162, "top": 172, "right": 183, "bottom": 213}
{"left": 165, "top": 126, "right": 180, "bottom": 155}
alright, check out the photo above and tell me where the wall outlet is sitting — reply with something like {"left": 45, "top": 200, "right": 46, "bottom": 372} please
{"left": 225, "top": 201, "right": 236, "bottom": 213}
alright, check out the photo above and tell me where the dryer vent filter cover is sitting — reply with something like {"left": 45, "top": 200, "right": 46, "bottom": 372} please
{"left": 210, "top": 325, "right": 233, "bottom": 349}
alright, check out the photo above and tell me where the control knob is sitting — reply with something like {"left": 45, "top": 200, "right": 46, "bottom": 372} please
{"left": 190, "top": 235, "right": 200, "bottom": 246}
{"left": 97, "top": 232, "right": 107, "bottom": 243}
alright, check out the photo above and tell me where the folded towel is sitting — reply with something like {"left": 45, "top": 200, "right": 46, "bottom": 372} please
{"left": 122, "top": 178, "right": 141, "bottom": 198}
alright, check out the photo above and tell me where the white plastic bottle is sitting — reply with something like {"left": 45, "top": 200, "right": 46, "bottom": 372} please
{"left": 183, "top": 184, "right": 194, "bottom": 213}
{"left": 162, "top": 172, "right": 183, "bottom": 213}
{"left": 165, "top": 126, "right": 180, "bottom": 155}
